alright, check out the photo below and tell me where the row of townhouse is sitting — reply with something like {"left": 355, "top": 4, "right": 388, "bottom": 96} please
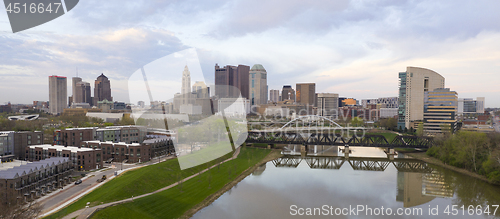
{"left": 53, "top": 126, "right": 147, "bottom": 147}
{"left": 26, "top": 145, "right": 103, "bottom": 171}
{"left": 81, "top": 137, "right": 174, "bottom": 163}
{"left": 0, "top": 157, "right": 73, "bottom": 201}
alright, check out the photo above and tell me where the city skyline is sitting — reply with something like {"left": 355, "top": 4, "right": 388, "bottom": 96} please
{"left": 1, "top": 1, "right": 500, "bottom": 106}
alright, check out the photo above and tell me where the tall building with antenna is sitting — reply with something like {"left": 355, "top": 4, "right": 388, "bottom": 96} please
{"left": 181, "top": 65, "right": 191, "bottom": 105}
{"left": 72, "top": 76, "right": 82, "bottom": 104}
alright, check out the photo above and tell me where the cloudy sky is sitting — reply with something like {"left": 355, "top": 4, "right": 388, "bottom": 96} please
{"left": 0, "top": 0, "right": 499, "bottom": 107}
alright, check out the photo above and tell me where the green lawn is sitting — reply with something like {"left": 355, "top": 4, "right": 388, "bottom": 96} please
{"left": 45, "top": 148, "right": 234, "bottom": 219}
{"left": 369, "top": 132, "right": 399, "bottom": 142}
{"left": 90, "top": 147, "right": 271, "bottom": 219}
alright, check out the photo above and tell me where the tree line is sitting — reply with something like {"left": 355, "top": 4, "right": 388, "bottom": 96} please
{"left": 427, "top": 131, "right": 500, "bottom": 184}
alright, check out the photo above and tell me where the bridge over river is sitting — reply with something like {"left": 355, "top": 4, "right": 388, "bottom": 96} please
{"left": 245, "top": 131, "right": 433, "bottom": 149}
{"left": 244, "top": 115, "right": 433, "bottom": 149}
{"left": 273, "top": 155, "right": 432, "bottom": 173}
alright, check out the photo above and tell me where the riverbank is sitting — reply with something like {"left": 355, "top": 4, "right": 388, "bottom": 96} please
{"left": 89, "top": 147, "right": 276, "bottom": 219}
{"left": 181, "top": 148, "right": 283, "bottom": 218}
{"left": 403, "top": 151, "right": 499, "bottom": 186}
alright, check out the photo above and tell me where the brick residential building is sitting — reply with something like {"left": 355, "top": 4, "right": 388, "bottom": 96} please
{"left": 53, "top": 127, "right": 96, "bottom": 147}
{"left": 0, "top": 131, "right": 43, "bottom": 161}
{"left": 26, "top": 145, "right": 103, "bottom": 171}
{"left": 0, "top": 157, "right": 73, "bottom": 201}
{"left": 82, "top": 141, "right": 151, "bottom": 163}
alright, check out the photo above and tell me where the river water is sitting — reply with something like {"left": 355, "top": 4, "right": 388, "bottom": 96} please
{"left": 192, "top": 146, "right": 500, "bottom": 219}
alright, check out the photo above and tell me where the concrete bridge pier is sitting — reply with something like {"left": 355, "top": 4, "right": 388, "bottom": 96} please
{"left": 301, "top": 144, "right": 307, "bottom": 156}
{"left": 387, "top": 154, "right": 395, "bottom": 160}
{"left": 344, "top": 146, "right": 350, "bottom": 158}
{"left": 385, "top": 147, "right": 396, "bottom": 160}
{"left": 385, "top": 148, "right": 396, "bottom": 155}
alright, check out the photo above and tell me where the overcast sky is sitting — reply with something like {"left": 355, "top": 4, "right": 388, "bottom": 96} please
{"left": 0, "top": 0, "right": 499, "bottom": 107}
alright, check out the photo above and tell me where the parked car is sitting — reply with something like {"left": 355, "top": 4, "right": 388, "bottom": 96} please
{"left": 75, "top": 179, "right": 82, "bottom": 185}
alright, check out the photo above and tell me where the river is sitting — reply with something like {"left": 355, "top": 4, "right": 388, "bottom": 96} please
{"left": 192, "top": 146, "right": 500, "bottom": 218}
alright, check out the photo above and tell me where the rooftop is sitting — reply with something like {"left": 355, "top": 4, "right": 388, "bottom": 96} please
{"left": 29, "top": 145, "right": 99, "bottom": 152}
{"left": 251, "top": 64, "right": 266, "bottom": 71}
{"left": 0, "top": 157, "right": 69, "bottom": 179}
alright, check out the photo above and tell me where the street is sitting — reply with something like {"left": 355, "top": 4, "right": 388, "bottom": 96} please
{"left": 39, "top": 155, "right": 174, "bottom": 215}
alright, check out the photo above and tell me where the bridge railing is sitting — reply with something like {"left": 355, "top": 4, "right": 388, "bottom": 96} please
{"left": 245, "top": 131, "right": 433, "bottom": 148}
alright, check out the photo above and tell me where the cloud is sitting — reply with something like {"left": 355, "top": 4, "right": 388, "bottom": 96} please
{"left": 0, "top": 27, "right": 186, "bottom": 103}
{"left": 1, "top": 0, "right": 500, "bottom": 106}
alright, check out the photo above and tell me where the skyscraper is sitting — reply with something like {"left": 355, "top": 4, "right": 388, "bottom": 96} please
{"left": 398, "top": 67, "right": 445, "bottom": 129}
{"left": 269, "top": 89, "right": 280, "bottom": 103}
{"left": 317, "top": 93, "right": 339, "bottom": 118}
{"left": 94, "top": 73, "right": 112, "bottom": 106}
{"left": 249, "top": 64, "right": 268, "bottom": 105}
{"left": 458, "top": 97, "right": 485, "bottom": 114}
{"left": 71, "top": 77, "right": 82, "bottom": 104}
{"left": 49, "top": 75, "right": 67, "bottom": 115}
{"left": 423, "top": 88, "right": 458, "bottom": 135}
{"left": 192, "top": 81, "right": 209, "bottom": 99}
{"left": 182, "top": 65, "right": 191, "bottom": 105}
{"left": 296, "top": 83, "right": 316, "bottom": 106}
{"left": 281, "top": 85, "right": 295, "bottom": 101}
{"left": 75, "top": 82, "right": 92, "bottom": 106}
{"left": 214, "top": 64, "right": 250, "bottom": 99}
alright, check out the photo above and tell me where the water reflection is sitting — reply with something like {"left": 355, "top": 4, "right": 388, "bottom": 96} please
{"left": 192, "top": 147, "right": 500, "bottom": 218}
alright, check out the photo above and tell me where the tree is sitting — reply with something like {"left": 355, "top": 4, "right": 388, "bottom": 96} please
{"left": 416, "top": 122, "right": 424, "bottom": 136}
{"left": 350, "top": 117, "right": 364, "bottom": 127}
{"left": 0, "top": 189, "right": 42, "bottom": 219}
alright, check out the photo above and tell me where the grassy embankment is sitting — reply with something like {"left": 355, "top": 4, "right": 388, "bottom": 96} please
{"left": 90, "top": 147, "right": 272, "bottom": 219}
{"left": 44, "top": 142, "right": 237, "bottom": 219}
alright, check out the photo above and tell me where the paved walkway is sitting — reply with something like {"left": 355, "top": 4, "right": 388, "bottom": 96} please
{"left": 61, "top": 147, "right": 241, "bottom": 219}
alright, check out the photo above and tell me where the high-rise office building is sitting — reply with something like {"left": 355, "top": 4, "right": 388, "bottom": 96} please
{"left": 192, "top": 81, "right": 209, "bottom": 99}
{"left": 249, "top": 64, "right": 268, "bottom": 105}
{"left": 94, "top": 73, "right": 112, "bottom": 106}
{"left": 269, "top": 89, "right": 280, "bottom": 103}
{"left": 281, "top": 85, "right": 295, "bottom": 102}
{"left": 398, "top": 67, "right": 445, "bottom": 129}
{"left": 214, "top": 64, "right": 250, "bottom": 99}
{"left": 458, "top": 97, "right": 485, "bottom": 114}
{"left": 296, "top": 83, "right": 316, "bottom": 106}
{"left": 316, "top": 93, "right": 339, "bottom": 118}
{"left": 182, "top": 65, "right": 191, "bottom": 105}
{"left": 71, "top": 77, "right": 82, "bottom": 104}
{"left": 423, "top": 88, "right": 458, "bottom": 135}
{"left": 74, "top": 82, "right": 92, "bottom": 106}
{"left": 49, "top": 75, "right": 67, "bottom": 115}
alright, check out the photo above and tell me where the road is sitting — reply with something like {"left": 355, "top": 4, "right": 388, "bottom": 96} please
{"left": 39, "top": 155, "right": 173, "bottom": 215}
{"left": 494, "top": 116, "right": 500, "bottom": 132}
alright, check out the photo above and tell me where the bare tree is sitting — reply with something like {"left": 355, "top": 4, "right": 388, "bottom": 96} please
{"left": 0, "top": 190, "right": 42, "bottom": 219}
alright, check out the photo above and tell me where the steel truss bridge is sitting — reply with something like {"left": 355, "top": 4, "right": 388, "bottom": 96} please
{"left": 246, "top": 131, "right": 433, "bottom": 149}
{"left": 272, "top": 155, "right": 433, "bottom": 173}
